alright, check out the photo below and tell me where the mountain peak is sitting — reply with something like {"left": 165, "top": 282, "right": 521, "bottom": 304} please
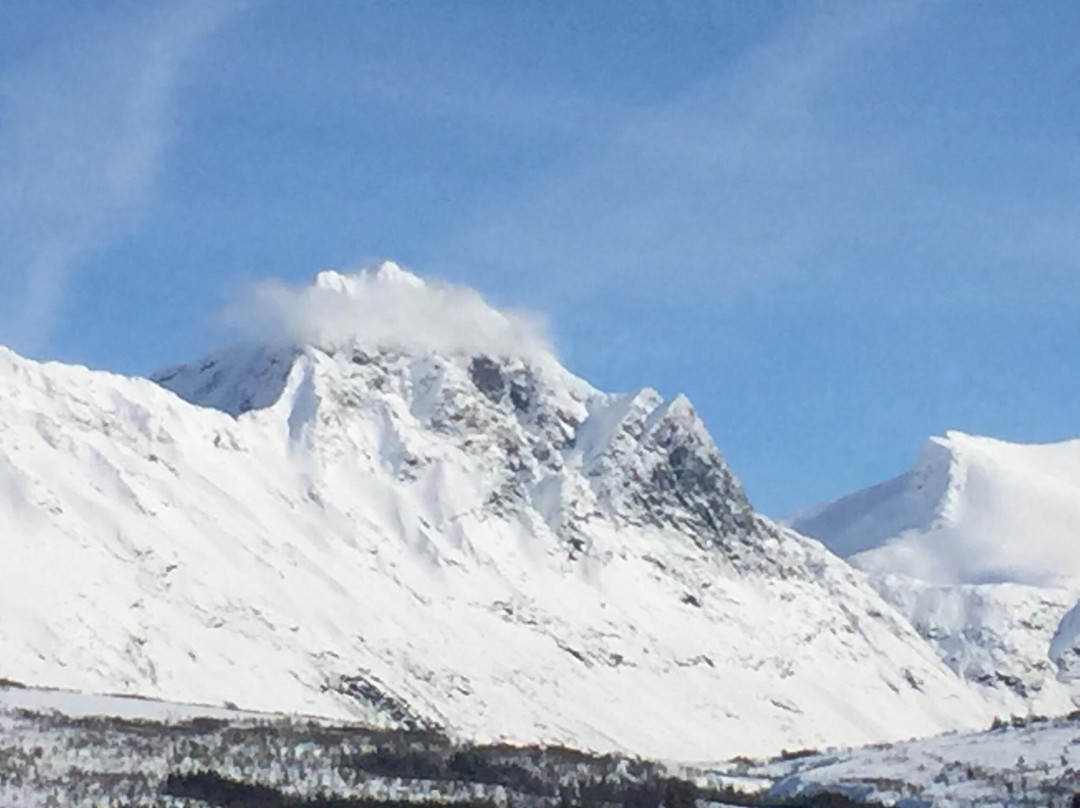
{"left": 155, "top": 263, "right": 584, "bottom": 419}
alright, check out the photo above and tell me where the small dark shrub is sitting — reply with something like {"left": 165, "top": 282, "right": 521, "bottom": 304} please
{"left": 779, "top": 748, "right": 820, "bottom": 761}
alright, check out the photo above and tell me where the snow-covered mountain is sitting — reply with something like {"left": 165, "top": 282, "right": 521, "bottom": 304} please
{"left": 790, "top": 431, "right": 1080, "bottom": 587}
{"left": 0, "top": 264, "right": 1036, "bottom": 761}
{"left": 790, "top": 431, "right": 1080, "bottom": 718}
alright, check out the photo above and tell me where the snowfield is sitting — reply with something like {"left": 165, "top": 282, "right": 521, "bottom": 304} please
{"left": 0, "top": 264, "right": 1076, "bottom": 771}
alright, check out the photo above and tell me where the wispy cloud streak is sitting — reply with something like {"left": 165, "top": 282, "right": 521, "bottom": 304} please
{"left": 0, "top": 0, "right": 242, "bottom": 354}
{"left": 443, "top": 0, "right": 1079, "bottom": 315}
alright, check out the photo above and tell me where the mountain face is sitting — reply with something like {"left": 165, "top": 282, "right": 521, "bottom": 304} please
{"left": 0, "top": 264, "right": 1007, "bottom": 761}
{"left": 790, "top": 431, "right": 1080, "bottom": 717}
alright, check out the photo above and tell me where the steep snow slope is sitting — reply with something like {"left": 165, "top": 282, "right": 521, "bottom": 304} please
{"left": 790, "top": 432, "right": 1080, "bottom": 716}
{"left": 0, "top": 265, "right": 992, "bottom": 760}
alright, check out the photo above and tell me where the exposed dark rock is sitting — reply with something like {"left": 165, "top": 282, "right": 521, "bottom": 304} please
{"left": 329, "top": 674, "right": 433, "bottom": 732}
{"left": 469, "top": 356, "right": 506, "bottom": 402}
{"left": 509, "top": 380, "right": 532, "bottom": 412}
{"left": 629, "top": 408, "right": 755, "bottom": 550}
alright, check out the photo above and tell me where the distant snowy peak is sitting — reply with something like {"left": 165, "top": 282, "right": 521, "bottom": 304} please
{"left": 787, "top": 433, "right": 957, "bottom": 559}
{"left": 790, "top": 432, "right": 1080, "bottom": 712}
{"left": 790, "top": 430, "right": 1080, "bottom": 587}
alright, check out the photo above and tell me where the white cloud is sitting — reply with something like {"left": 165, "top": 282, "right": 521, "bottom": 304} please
{"left": 222, "top": 263, "right": 555, "bottom": 362}
{"left": 0, "top": 0, "right": 243, "bottom": 355}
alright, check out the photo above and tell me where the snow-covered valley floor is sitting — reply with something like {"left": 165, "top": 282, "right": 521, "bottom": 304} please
{"left": 705, "top": 711, "right": 1080, "bottom": 807}
{"left": 2, "top": 682, "right": 1078, "bottom": 807}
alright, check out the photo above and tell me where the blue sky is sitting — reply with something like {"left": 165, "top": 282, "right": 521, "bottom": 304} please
{"left": 1, "top": 0, "right": 1078, "bottom": 516}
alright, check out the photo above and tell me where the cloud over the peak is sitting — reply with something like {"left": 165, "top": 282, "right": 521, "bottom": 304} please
{"left": 222, "top": 265, "right": 555, "bottom": 362}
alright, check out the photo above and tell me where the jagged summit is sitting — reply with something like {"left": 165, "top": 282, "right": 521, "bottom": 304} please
{"left": 153, "top": 276, "right": 755, "bottom": 558}
{"left": 155, "top": 263, "right": 758, "bottom": 551}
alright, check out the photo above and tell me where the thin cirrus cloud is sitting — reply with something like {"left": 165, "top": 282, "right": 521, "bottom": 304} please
{"left": 441, "top": 0, "right": 1078, "bottom": 315}
{"left": 0, "top": 0, "right": 243, "bottom": 356}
